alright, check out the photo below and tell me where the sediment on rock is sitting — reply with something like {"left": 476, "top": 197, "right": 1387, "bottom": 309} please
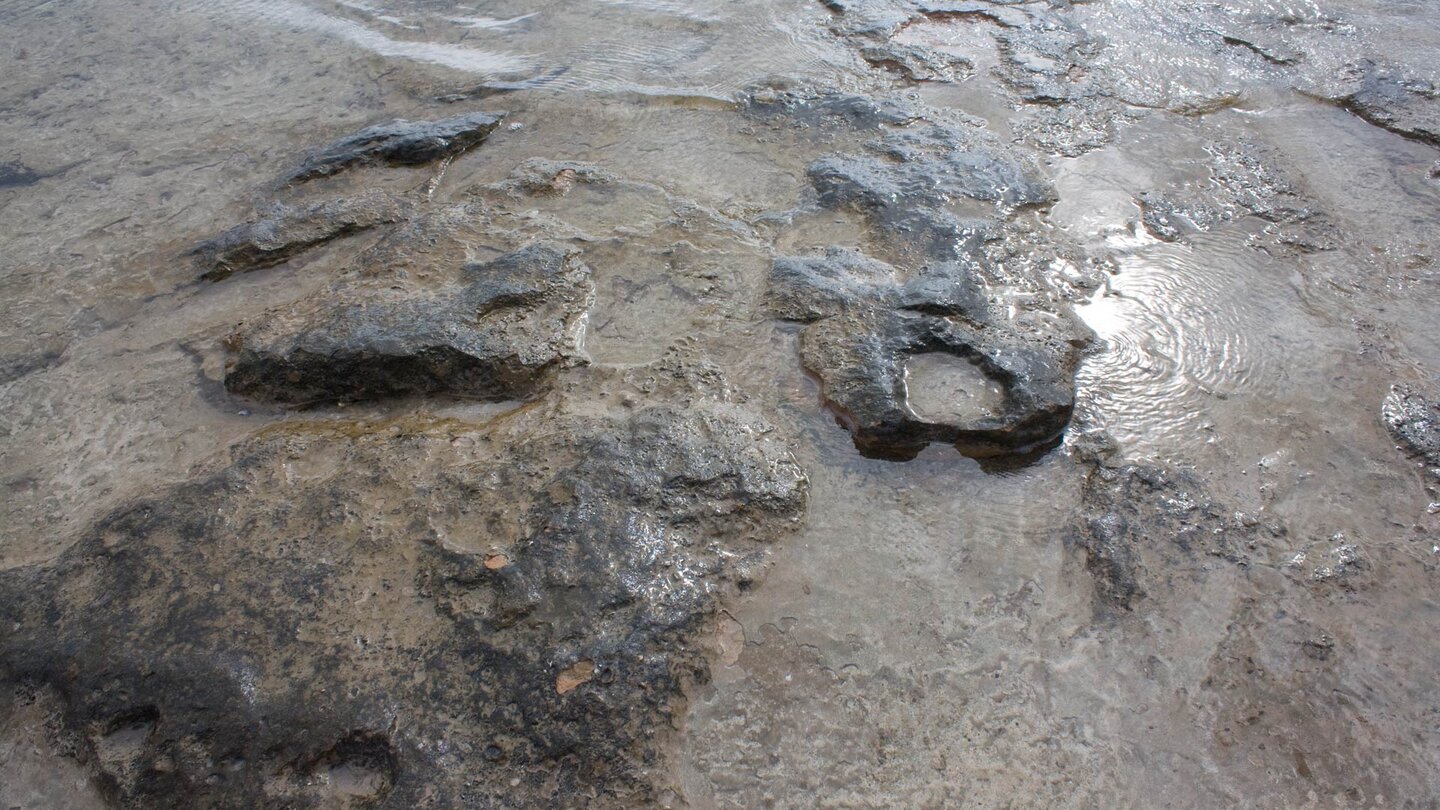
{"left": 0, "top": 358, "right": 807, "bottom": 808}
{"left": 224, "top": 238, "right": 594, "bottom": 405}
{"left": 191, "top": 191, "right": 410, "bottom": 280}
{"left": 288, "top": 110, "right": 506, "bottom": 182}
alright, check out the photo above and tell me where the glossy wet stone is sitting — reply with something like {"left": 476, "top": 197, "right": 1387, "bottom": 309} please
{"left": 767, "top": 245, "right": 1083, "bottom": 459}
{"left": 1330, "top": 62, "right": 1440, "bottom": 148}
{"left": 0, "top": 358, "right": 806, "bottom": 808}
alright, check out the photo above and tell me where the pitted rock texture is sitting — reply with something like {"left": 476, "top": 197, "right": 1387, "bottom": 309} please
{"left": 1383, "top": 382, "right": 1440, "bottom": 476}
{"left": 191, "top": 191, "right": 410, "bottom": 280}
{"left": 768, "top": 246, "right": 1084, "bottom": 459}
{"left": 288, "top": 110, "right": 505, "bottom": 182}
{"left": 0, "top": 359, "right": 807, "bottom": 808}
{"left": 225, "top": 235, "right": 594, "bottom": 405}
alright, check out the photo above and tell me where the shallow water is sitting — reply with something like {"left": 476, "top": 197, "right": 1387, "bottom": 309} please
{"left": 2, "top": 0, "right": 1439, "bottom": 806}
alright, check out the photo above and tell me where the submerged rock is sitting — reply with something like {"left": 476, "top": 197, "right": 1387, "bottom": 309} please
{"left": 1069, "top": 456, "right": 1272, "bottom": 612}
{"left": 741, "top": 86, "right": 920, "bottom": 130}
{"left": 1137, "top": 139, "right": 1334, "bottom": 251}
{"left": 225, "top": 238, "right": 593, "bottom": 405}
{"left": 808, "top": 124, "right": 1056, "bottom": 220}
{"left": 768, "top": 246, "right": 1084, "bottom": 459}
{"left": 191, "top": 191, "right": 410, "bottom": 280}
{"left": 1330, "top": 62, "right": 1440, "bottom": 147}
{"left": 289, "top": 110, "right": 505, "bottom": 182}
{"left": 0, "top": 358, "right": 807, "bottom": 808}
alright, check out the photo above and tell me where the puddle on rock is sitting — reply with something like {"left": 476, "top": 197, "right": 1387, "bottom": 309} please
{"left": 903, "top": 351, "right": 1007, "bottom": 425}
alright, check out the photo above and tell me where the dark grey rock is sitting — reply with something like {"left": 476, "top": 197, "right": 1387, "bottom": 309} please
{"left": 0, "top": 359, "right": 807, "bottom": 808}
{"left": 225, "top": 238, "right": 593, "bottom": 405}
{"left": 742, "top": 87, "right": 920, "bottom": 130}
{"left": 1333, "top": 63, "right": 1440, "bottom": 147}
{"left": 289, "top": 111, "right": 506, "bottom": 182}
{"left": 767, "top": 246, "right": 1082, "bottom": 459}
{"left": 192, "top": 191, "right": 410, "bottom": 280}
{"left": 860, "top": 42, "right": 972, "bottom": 83}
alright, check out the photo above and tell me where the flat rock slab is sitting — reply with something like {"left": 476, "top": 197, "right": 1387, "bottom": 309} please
{"left": 0, "top": 358, "right": 807, "bottom": 808}
{"left": 191, "top": 191, "right": 410, "bottom": 280}
{"left": 289, "top": 110, "right": 505, "bottom": 182}
{"left": 225, "top": 236, "right": 594, "bottom": 405}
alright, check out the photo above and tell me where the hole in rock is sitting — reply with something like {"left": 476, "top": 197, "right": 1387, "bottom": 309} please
{"left": 903, "top": 351, "right": 1006, "bottom": 425}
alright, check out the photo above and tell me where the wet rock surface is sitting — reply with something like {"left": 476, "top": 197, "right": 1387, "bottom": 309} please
{"left": 288, "top": 111, "right": 505, "bottom": 182}
{"left": 1329, "top": 62, "right": 1440, "bottom": 148}
{"left": 1383, "top": 382, "right": 1440, "bottom": 504}
{"left": 1069, "top": 451, "right": 1271, "bottom": 612}
{"left": 5, "top": 0, "right": 1440, "bottom": 805}
{"left": 1384, "top": 382, "right": 1440, "bottom": 466}
{"left": 0, "top": 161, "right": 42, "bottom": 189}
{"left": 768, "top": 246, "right": 1082, "bottom": 459}
{"left": 756, "top": 86, "right": 1089, "bottom": 460}
{"left": 225, "top": 236, "right": 594, "bottom": 405}
{"left": 0, "top": 358, "right": 806, "bottom": 808}
{"left": 191, "top": 191, "right": 411, "bottom": 280}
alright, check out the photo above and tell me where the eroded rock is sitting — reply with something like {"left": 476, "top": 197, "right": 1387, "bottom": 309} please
{"left": 191, "top": 191, "right": 410, "bottom": 280}
{"left": 768, "top": 246, "right": 1083, "bottom": 459}
{"left": 225, "top": 235, "right": 593, "bottom": 405}
{"left": 289, "top": 110, "right": 505, "bottom": 182}
{"left": 808, "top": 123, "right": 1056, "bottom": 222}
{"left": 860, "top": 41, "right": 973, "bottom": 83}
{"left": 0, "top": 358, "right": 807, "bottom": 808}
